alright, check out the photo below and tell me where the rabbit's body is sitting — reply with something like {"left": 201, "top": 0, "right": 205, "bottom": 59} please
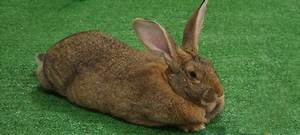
{"left": 38, "top": 32, "right": 148, "bottom": 96}
{"left": 37, "top": 0, "right": 224, "bottom": 132}
{"left": 37, "top": 31, "right": 206, "bottom": 127}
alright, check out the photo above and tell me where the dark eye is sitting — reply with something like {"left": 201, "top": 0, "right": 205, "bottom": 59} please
{"left": 189, "top": 71, "right": 197, "bottom": 80}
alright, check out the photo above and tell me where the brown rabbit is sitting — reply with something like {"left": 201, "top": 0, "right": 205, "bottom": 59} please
{"left": 36, "top": 0, "right": 224, "bottom": 132}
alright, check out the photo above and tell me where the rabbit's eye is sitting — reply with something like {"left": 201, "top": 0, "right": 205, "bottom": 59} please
{"left": 189, "top": 71, "right": 198, "bottom": 80}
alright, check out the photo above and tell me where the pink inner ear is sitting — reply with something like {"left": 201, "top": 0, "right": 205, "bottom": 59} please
{"left": 136, "top": 22, "right": 170, "bottom": 55}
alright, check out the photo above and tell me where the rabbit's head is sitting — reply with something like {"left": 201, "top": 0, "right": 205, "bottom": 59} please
{"left": 133, "top": 0, "right": 223, "bottom": 109}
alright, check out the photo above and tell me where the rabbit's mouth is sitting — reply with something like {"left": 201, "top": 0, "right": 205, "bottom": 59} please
{"left": 189, "top": 89, "right": 224, "bottom": 121}
{"left": 204, "top": 95, "right": 224, "bottom": 121}
{"left": 184, "top": 90, "right": 224, "bottom": 121}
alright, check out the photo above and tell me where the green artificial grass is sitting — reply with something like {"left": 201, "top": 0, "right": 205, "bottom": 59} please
{"left": 0, "top": 0, "right": 299, "bottom": 134}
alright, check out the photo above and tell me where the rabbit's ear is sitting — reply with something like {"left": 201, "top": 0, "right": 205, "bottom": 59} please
{"left": 133, "top": 18, "right": 178, "bottom": 61}
{"left": 182, "top": 0, "right": 208, "bottom": 56}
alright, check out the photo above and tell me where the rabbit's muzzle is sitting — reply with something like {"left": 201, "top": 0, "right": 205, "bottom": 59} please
{"left": 200, "top": 79, "right": 223, "bottom": 103}
{"left": 205, "top": 95, "right": 224, "bottom": 121}
{"left": 199, "top": 87, "right": 224, "bottom": 121}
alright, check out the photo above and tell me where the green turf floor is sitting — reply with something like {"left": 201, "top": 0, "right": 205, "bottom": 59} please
{"left": 0, "top": 0, "right": 299, "bottom": 134}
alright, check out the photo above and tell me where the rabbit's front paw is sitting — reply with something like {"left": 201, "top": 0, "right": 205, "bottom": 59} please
{"left": 178, "top": 123, "right": 205, "bottom": 132}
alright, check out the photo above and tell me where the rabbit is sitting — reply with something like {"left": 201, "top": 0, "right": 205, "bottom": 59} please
{"left": 36, "top": 0, "right": 224, "bottom": 132}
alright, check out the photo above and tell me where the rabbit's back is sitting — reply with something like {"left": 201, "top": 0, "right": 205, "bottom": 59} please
{"left": 41, "top": 31, "right": 152, "bottom": 96}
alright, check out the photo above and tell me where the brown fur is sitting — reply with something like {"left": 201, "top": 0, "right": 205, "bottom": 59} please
{"left": 36, "top": 0, "right": 224, "bottom": 132}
